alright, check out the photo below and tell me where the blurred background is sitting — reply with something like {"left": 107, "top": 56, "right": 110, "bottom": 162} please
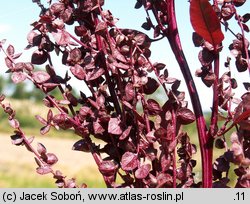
{"left": 0, "top": 0, "right": 249, "bottom": 187}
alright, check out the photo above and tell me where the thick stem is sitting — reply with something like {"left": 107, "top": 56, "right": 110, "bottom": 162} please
{"left": 166, "top": 0, "right": 212, "bottom": 187}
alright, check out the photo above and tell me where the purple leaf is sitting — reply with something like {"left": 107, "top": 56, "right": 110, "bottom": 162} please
{"left": 99, "top": 160, "right": 118, "bottom": 176}
{"left": 86, "top": 68, "right": 105, "bottom": 81}
{"left": 0, "top": 94, "right": 5, "bottom": 102}
{"left": 50, "top": 3, "right": 65, "bottom": 14}
{"left": 53, "top": 170, "right": 64, "bottom": 180}
{"left": 135, "top": 164, "right": 151, "bottom": 179}
{"left": 147, "top": 99, "right": 162, "bottom": 116}
{"left": 24, "top": 62, "right": 34, "bottom": 72}
{"left": 0, "top": 39, "right": 6, "bottom": 47}
{"left": 24, "top": 136, "right": 35, "bottom": 152}
{"left": 113, "top": 49, "right": 127, "bottom": 63}
{"left": 146, "top": 131, "right": 156, "bottom": 143}
{"left": 37, "top": 143, "right": 47, "bottom": 155}
{"left": 108, "top": 117, "right": 122, "bottom": 135}
{"left": 13, "top": 53, "right": 22, "bottom": 59}
{"left": 27, "top": 30, "right": 40, "bottom": 45}
{"left": 177, "top": 108, "right": 196, "bottom": 125}
{"left": 154, "top": 127, "right": 168, "bottom": 139}
{"left": 7, "top": 45, "right": 15, "bottom": 56}
{"left": 46, "top": 153, "right": 58, "bottom": 165}
{"left": 43, "top": 83, "right": 59, "bottom": 90}
{"left": 93, "top": 121, "right": 105, "bottom": 134}
{"left": 142, "top": 22, "right": 151, "bottom": 31}
{"left": 243, "top": 13, "right": 250, "bottom": 23}
{"left": 165, "top": 77, "right": 177, "bottom": 84}
{"left": 11, "top": 72, "right": 27, "bottom": 84}
{"left": 213, "top": 156, "right": 230, "bottom": 172}
{"left": 70, "top": 48, "right": 82, "bottom": 62}
{"left": 14, "top": 62, "right": 25, "bottom": 71}
{"left": 192, "top": 32, "right": 204, "bottom": 47}
{"left": 35, "top": 115, "right": 47, "bottom": 125}
{"left": 96, "top": 94, "right": 105, "bottom": 107}
{"left": 121, "top": 152, "right": 139, "bottom": 171}
{"left": 143, "top": 77, "right": 159, "bottom": 95}
{"left": 10, "top": 134, "right": 23, "bottom": 146}
{"left": 36, "top": 165, "right": 52, "bottom": 175}
{"left": 79, "top": 106, "right": 92, "bottom": 117}
{"left": 52, "top": 29, "right": 70, "bottom": 46}
{"left": 95, "top": 22, "right": 107, "bottom": 36}
{"left": 70, "top": 65, "right": 85, "bottom": 80}
{"left": 40, "top": 125, "right": 51, "bottom": 135}
{"left": 32, "top": 71, "right": 50, "bottom": 84}
{"left": 58, "top": 100, "right": 71, "bottom": 105}
{"left": 119, "top": 126, "right": 132, "bottom": 140}
{"left": 72, "top": 139, "right": 90, "bottom": 152}
{"left": 5, "top": 57, "right": 13, "bottom": 69}
{"left": 134, "top": 0, "right": 143, "bottom": 9}
{"left": 8, "top": 119, "right": 20, "bottom": 129}
{"left": 231, "top": 142, "right": 243, "bottom": 156}
{"left": 154, "top": 62, "right": 166, "bottom": 71}
{"left": 53, "top": 114, "right": 73, "bottom": 130}
{"left": 31, "top": 50, "right": 48, "bottom": 65}
{"left": 124, "top": 83, "right": 135, "bottom": 102}
{"left": 47, "top": 109, "right": 53, "bottom": 122}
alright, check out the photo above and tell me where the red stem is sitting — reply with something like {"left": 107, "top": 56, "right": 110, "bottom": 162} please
{"left": 171, "top": 109, "right": 177, "bottom": 188}
{"left": 93, "top": 14, "right": 122, "bottom": 116}
{"left": 209, "top": 54, "right": 220, "bottom": 137}
{"left": 165, "top": 0, "right": 212, "bottom": 188}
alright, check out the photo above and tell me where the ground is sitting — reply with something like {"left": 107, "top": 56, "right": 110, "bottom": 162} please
{"left": 0, "top": 133, "right": 105, "bottom": 187}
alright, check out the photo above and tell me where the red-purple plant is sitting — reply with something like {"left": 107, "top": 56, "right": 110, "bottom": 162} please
{"left": 0, "top": 0, "right": 250, "bottom": 188}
